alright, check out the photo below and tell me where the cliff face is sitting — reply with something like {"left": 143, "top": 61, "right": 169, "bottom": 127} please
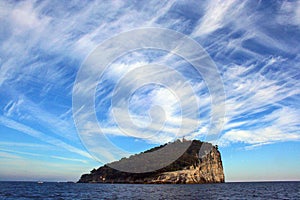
{"left": 78, "top": 140, "right": 225, "bottom": 184}
{"left": 152, "top": 147, "right": 224, "bottom": 184}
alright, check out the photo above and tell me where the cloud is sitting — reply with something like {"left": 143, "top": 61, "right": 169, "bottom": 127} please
{"left": 0, "top": 0, "right": 182, "bottom": 156}
{"left": 0, "top": 141, "right": 51, "bottom": 149}
{"left": 0, "top": 154, "right": 92, "bottom": 181}
{"left": 192, "top": 0, "right": 242, "bottom": 36}
{"left": 0, "top": 151, "right": 22, "bottom": 159}
{"left": 0, "top": 0, "right": 299, "bottom": 162}
{"left": 217, "top": 57, "right": 300, "bottom": 148}
{"left": 277, "top": 0, "right": 300, "bottom": 27}
{"left": 0, "top": 147, "right": 45, "bottom": 157}
{"left": 186, "top": 0, "right": 300, "bottom": 148}
{"left": 92, "top": 53, "right": 213, "bottom": 144}
{"left": 73, "top": 0, "right": 300, "bottom": 150}
{"left": 0, "top": 116, "right": 92, "bottom": 159}
{"left": 50, "top": 155, "right": 88, "bottom": 164}
{"left": 1, "top": 92, "right": 78, "bottom": 142}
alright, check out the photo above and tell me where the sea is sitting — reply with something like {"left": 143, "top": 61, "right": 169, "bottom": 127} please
{"left": 0, "top": 181, "right": 299, "bottom": 199}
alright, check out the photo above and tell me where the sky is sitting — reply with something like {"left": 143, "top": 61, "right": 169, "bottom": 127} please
{"left": 0, "top": 0, "right": 299, "bottom": 182}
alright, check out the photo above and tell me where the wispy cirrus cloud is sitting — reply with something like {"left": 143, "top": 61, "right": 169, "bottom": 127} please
{"left": 277, "top": 0, "right": 300, "bottom": 27}
{"left": 184, "top": 0, "right": 300, "bottom": 149}
{"left": 192, "top": 0, "right": 242, "bottom": 36}
{"left": 0, "top": 116, "right": 92, "bottom": 159}
{"left": 0, "top": 0, "right": 299, "bottom": 173}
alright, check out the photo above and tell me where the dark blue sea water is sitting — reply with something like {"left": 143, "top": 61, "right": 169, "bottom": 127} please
{"left": 0, "top": 181, "right": 299, "bottom": 199}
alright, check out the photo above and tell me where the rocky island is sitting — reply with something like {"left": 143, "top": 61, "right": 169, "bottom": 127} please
{"left": 78, "top": 140, "right": 225, "bottom": 184}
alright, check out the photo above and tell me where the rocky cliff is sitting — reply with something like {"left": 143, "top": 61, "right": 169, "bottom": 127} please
{"left": 78, "top": 140, "right": 225, "bottom": 184}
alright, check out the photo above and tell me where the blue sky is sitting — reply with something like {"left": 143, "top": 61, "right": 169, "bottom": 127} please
{"left": 0, "top": 0, "right": 299, "bottom": 182}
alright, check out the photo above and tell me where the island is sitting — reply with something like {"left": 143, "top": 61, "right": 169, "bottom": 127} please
{"left": 78, "top": 139, "right": 225, "bottom": 184}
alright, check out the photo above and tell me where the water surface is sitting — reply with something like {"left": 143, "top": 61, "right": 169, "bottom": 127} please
{"left": 0, "top": 181, "right": 299, "bottom": 199}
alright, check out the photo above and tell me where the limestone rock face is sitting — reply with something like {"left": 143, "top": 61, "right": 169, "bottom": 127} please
{"left": 78, "top": 140, "right": 225, "bottom": 184}
{"left": 151, "top": 148, "right": 224, "bottom": 184}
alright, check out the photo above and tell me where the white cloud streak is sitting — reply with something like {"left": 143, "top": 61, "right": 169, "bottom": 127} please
{"left": 0, "top": 116, "right": 92, "bottom": 159}
{"left": 0, "top": 0, "right": 299, "bottom": 159}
